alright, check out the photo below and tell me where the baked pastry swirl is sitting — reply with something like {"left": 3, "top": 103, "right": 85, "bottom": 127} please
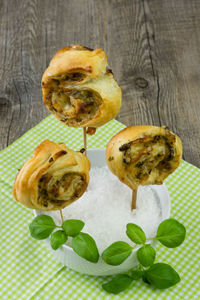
{"left": 106, "top": 126, "right": 182, "bottom": 190}
{"left": 13, "top": 140, "right": 90, "bottom": 210}
{"left": 41, "top": 45, "right": 121, "bottom": 129}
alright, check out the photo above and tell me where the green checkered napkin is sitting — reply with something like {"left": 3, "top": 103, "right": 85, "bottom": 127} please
{"left": 0, "top": 115, "right": 199, "bottom": 300}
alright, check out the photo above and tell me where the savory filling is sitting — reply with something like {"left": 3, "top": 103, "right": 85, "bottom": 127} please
{"left": 119, "top": 133, "right": 176, "bottom": 184}
{"left": 44, "top": 76, "right": 102, "bottom": 125}
{"left": 38, "top": 172, "right": 85, "bottom": 207}
{"left": 51, "top": 72, "right": 86, "bottom": 83}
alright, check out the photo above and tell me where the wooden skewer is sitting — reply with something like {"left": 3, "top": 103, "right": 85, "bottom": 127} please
{"left": 60, "top": 209, "right": 64, "bottom": 223}
{"left": 83, "top": 127, "right": 87, "bottom": 156}
{"left": 131, "top": 188, "right": 138, "bottom": 210}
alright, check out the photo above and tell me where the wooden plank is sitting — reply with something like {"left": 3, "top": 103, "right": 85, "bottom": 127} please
{"left": 0, "top": 0, "right": 103, "bottom": 149}
{"left": 0, "top": 0, "right": 200, "bottom": 168}
{"left": 0, "top": 0, "right": 49, "bottom": 149}
{"left": 100, "top": 0, "right": 161, "bottom": 127}
{"left": 146, "top": 0, "right": 200, "bottom": 166}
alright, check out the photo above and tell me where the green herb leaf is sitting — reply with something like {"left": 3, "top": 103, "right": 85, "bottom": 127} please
{"left": 142, "top": 273, "right": 151, "bottom": 285}
{"left": 50, "top": 230, "right": 68, "bottom": 250}
{"left": 136, "top": 244, "right": 156, "bottom": 267}
{"left": 62, "top": 219, "right": 85, "bottom": 237}
{"left": 126, "top": 223, "right": 146, "bottom": 244}
{"left": 156, "top": 219, "right": 186, "bottom": 248}
{"left": 129, "top": 269, "right": 143, "bottom": 280}
{"left": 102, "top": 241, "right": 132, "bottom": 266}
{"left": 29, "top": 215, "right": 56, "bottom": 240}
{"left": 102, "top": 274, "right": 133, "bottom": 294}
{"left": 144, "top": 263, "right": 180, "bottom": 289}
{"left": 72, "top": 232, "right": 99, "bottom": 263}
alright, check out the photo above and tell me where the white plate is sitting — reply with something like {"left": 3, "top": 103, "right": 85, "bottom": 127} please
{"left": 35, "top": 149, "right": 170, "bottom": 276}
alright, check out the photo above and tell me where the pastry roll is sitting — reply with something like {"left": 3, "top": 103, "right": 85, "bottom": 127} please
{"left": 41, "top": 45, "right": 121, "bottom": 129}
{"left": 13, "top": 140, "right": 90, "bottom": 210}
{"left": 106, "top": 126, "right": 182, "bottom": 190}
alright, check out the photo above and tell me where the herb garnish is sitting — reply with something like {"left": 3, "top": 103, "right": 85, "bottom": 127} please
{"left": 29, "top": 215, "right": 99, "bottom": 263}
{"left": 29, "top": 217, "right": 186, "bottom": 294}
{"left": 101, "top": 218, "right": 186, "bottom": 294}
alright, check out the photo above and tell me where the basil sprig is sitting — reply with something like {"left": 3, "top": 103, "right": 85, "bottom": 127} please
{"left": 29, "top": 216, "right": 186, "bottom": 294}
{"left": 29, "top": 215, "right": 99, "bottom": 263}
{"left": 102, "top": 218, "right": 186, "bottom": 294}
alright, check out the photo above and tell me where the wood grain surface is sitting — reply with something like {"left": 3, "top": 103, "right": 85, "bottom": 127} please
{"left": 0, "top": 0, "right": 200, "bottom": 167}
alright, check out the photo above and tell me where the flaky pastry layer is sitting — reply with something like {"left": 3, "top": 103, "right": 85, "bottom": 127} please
{"left": 41, "top": 45, "right": 121, "bottom": 129}
{"left": 106, "top": 126, "right": 182, "bottom": 190}
{"left": 13, "top": 140, "right": 90, "bottom": 210}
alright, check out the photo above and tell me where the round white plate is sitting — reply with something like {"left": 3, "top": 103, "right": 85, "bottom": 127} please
{"left": 35, "top": 149, "right": 171, "bottom": 276}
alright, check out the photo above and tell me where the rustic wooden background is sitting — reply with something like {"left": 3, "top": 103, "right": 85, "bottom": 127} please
{"left": 0, "top": 0, "right": 200, "bottom": 167}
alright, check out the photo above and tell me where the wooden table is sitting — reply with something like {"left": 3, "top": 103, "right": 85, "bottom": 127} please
{"left": 0, "top": 0, "right": 200, "bottom": 167}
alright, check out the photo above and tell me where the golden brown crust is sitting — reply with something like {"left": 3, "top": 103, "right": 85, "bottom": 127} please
{"left": 106, "top": 126, "right": 182, "bottom": 190}
{"left": 42, "top": 45, "right": 107, "bottom": 84}
{"left": 13, "top": 140, "right": 90, "bottom": 210}
{"left": 41, "top": 45, "right": 121, "bottom": 129}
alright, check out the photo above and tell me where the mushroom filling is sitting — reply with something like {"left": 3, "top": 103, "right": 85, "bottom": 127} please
{"left": 119, "top": 134, "right": 176, "bottom": 182}
{"left": 38, "top": 172, "right": 85, "bottom": 207}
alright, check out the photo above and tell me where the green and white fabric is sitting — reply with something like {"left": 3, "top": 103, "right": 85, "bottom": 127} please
{"left": 0, "top": 115, "right": 199, "bottom": 300}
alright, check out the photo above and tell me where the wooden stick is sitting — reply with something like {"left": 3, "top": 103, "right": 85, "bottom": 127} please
{"left": 131, "top": 188, "right": 138, "bottom": 210}
{"left": 83, "top": 127, "right": 87, "bottom": 156}
{"left": 60, "top": 209, "right": 64, "bottom": 223}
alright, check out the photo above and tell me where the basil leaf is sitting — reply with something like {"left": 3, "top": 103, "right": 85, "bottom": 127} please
{"left": 72, "top": 232, "right": 99, "bottom": 263}
{"left": 29, "top": 215, "right": 56, "bottom": 240}
{"left": 102, "top": 274, "right": 133, "bottom": 294}
{"left": 129, "top": 269, "right": 143, "bottom": 280}
{"left": 126, "top": 223, "right": 146, "bottom": 244}
{"left": 156, "top": 219, "right": 186, "bottom": 248}
{"left": 145, "top": 263, "right": 180, "bottom": 289}
{"left": 62, "top": 219, "right": 85, "bottom": 237}
{"left": 50, "top": 230, "right": 68, "bottom": 250}
{"left": 102, "top": 241, "right": 132, "bottom": 266}
{"left": 136, "top": 244, "right": 156, "bottom": 267}
{"left": 142, "top": 273, "right": 151, "bottom": 285}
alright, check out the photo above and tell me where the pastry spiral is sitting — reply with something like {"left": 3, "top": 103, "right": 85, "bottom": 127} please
{"left": 13, "top": 140, "right": 90, "bottom": 210}
{"left": 106, "top": 126, "right": 182, "bottom": 190}
{"left": 41, "top": 45, "right": 121, "bottom": 129}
